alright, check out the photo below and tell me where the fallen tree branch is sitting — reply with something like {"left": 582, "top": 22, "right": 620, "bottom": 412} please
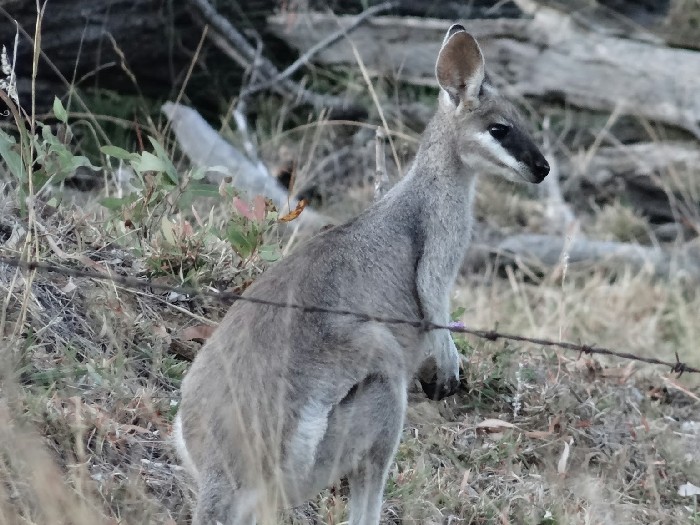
{"left": 242, "top": 1, "right": 397, "bottom": 98}
{"left": 565, "top": 142, "right": 700, "bottom": 188}
{"left": 188, "top": 0, "right": 363, "bottom": 115}
{"left": 266, "top": 12, "right": 700, "bottom": 136}
{"left": 561, "top": 141, "right": 700, "bottom": 224}
{"left": 512, "top": 0, "right": 666, "bottom": 43}
{"left": 494, "top": 233, "right": 700, "bottom": 280}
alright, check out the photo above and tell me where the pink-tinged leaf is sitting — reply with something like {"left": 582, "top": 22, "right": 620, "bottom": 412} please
{"left": 233, "top": 197, "right": 255, "bottom": 220}
{"left": 180, "top": 220, "right": 194, "bottom": 237}
{"left": 252, "top": 195, "right": 267, "bottom": 222}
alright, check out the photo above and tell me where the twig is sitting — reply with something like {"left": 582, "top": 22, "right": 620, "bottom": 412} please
{"left": 187, "top": 0, "right": 363, "bottom": 114}
{"left": 1, "top": 254, "right": 698, "bottom": 376}
{"left": 240, "top": 27, "right": 264, "bottom": 89}
{"left": 374, "top": 126, "right": 389, "bottom": 201}
{"left": 161, "top": 25, "right": 209, "bottom": 140}
{"left": 205, "top": 28, "right": 250, "bottom": 69}
{"left": 232, "top": 101, "right": 268, "bottom": 178}
{"left": 347, "top": 35, "right": 402, "bottom": 174}
{"left": 539, "top": 115, "right": 576, "bottom": 233}
{"left": 242, "top": 1, "right": 397, "bottom": 98}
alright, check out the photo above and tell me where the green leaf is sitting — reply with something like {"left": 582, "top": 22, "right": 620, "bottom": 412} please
{"left": 100, "top": 145, "right": 138, "bottom": 161}
{"left": 227, "top": 227, "right": 253, "bottom": 258}
{"left": 190, "top": 167, "right": 207, "bottom": 180}
{"left": 185, "top": 182, "right": 220, "bottom": 198}
{"left": 41, "top": 123, "right": 61, "bottom": 145}
{"left": 100, "top": 196, "right": 129, "bottom": 210}
{"left": 53, "top": 96, "right": 68, "bottom": 123}
{"left": 70, "top": 154, "right": 98, "bottom": 171}
{"left": 0, "top": 129, "right": 26, "bottom": 181}
{"left": 258, "top": 244, "right": 280, "bottom": 263}
{"left": 31, "top": 169, "right": 50, "bottom": 189}
{"left": 132, "top": 150, "right": 167, "bottom": 174}
{"left": 450, "top": 307, "right": 466, "bottom": 321}
{"left": 160, "top": 217, "right": 177, "bottom": 246}
{"left": 147, "top": 136, "right": 178, "bottom": 184}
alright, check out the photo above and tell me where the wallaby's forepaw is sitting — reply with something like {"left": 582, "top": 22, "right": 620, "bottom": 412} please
{"left": 417, "top": 331, "right": 461, "bottom": 401}
{"left": 419, "top": 374, "right": 460, "bottom": 401}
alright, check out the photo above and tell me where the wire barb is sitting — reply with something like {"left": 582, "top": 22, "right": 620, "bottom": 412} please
{"left": 2, "top": 254, "right": 699, "bottom": 376}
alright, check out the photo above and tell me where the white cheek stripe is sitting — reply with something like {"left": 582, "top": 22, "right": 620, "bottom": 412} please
{"left": 473, "top": 131, "right": 522, "bottom": 172}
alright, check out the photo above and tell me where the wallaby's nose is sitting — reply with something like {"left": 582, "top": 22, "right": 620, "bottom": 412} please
{"left": 533, "top": 158, "right": 550, "bottom": 182}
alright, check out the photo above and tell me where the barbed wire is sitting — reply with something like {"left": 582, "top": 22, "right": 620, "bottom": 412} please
{"left": 1, "top": 254, "right": 697, "bottom": 376}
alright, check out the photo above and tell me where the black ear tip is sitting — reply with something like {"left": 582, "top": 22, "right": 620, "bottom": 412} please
{"left": 447, "top": 24, "right": 466, "bottom": 38}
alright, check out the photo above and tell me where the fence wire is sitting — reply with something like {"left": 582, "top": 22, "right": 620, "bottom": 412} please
{"left": 1, "top": 254, "right": 697, "bottom": 376}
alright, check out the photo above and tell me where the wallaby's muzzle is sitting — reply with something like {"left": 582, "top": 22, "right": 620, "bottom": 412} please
{"left": 521, "top": 143, "right": 550, "bottom": 183}
{"left": 529, "top": 154, "right": 550, "bottom": 183}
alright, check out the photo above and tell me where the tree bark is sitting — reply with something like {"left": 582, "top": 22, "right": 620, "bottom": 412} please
{"left": 1, "top": 0, "right": 685, "bottom": 121}
{"left": 267, "top": 11, "right": 700, "bottom": 137}
{"left": 561, "top": 142, "right": 700, "bottom": 224}
{"left": 0, "top": 0, "right": 280, "bottom": 113}
{"left": 493, "top": 233, "right": 700, "bottom": 281}
{"left": 0, "top": 0, "right": 528, "bottom": 113}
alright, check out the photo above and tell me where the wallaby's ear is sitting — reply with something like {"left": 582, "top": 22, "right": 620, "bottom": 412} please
{"left": 436, "top": 25, "right": 485, "bottom": 108}
{"left": 442, "top": 23, "right": 467, "bottom": 46}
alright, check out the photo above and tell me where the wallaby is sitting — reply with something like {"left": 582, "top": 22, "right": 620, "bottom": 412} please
{"left": 175, "top": 24, "right": 549, "bottom": 525}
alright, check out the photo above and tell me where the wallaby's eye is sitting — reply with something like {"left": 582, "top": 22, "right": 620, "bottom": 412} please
{"left": 488, "top": 124, "right": 510, "bottom": 141}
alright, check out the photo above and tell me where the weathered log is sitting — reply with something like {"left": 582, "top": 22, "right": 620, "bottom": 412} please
{"left": 565, "top": 142, "right": 700, "bottom": 188}
{"left": 311, "top": 0, "right": 672, "bottom": 29}
{"left": 0, "top": 0, "right": 527, "bottom": 113}
{"left": 1, "top": 0, "right": 200, "bottom": 109}
{"left": 2, "top": 0, "right": 682, "bottom": 114}
{"left": 0, "top": 0, "right": 316, "bottom": 114}
{"left": 494, "top": 233, "right": 700, "bottom": 281}
{"left": 561, "top": 142, "right": 700, "bottom": 224}
{"left": 515, "top": 0, "right": 671, "bottom": 41}
{"left": 266, "top": 12, "right": 700, "bottom": 137}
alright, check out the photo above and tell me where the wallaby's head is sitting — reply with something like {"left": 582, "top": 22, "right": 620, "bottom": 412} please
{"left": 435, "top": 24, "right": 549, "bottom": 184}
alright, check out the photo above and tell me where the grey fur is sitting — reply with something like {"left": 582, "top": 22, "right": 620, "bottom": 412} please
{"left": 175, "top": 26, "right": 549, "bottom": 525}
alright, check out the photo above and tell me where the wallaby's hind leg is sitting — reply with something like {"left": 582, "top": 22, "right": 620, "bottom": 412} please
{"left": 312, "top": 374, "right": 406, "bottom": 525}
{"left": 347, "top": 376, "right": 405, "bottom": 525}
{"left": 347, "top": 452, "right": 398, "bottom": 525}
{"left": 192, "top": 468, "right": 257, "bottom": 525}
